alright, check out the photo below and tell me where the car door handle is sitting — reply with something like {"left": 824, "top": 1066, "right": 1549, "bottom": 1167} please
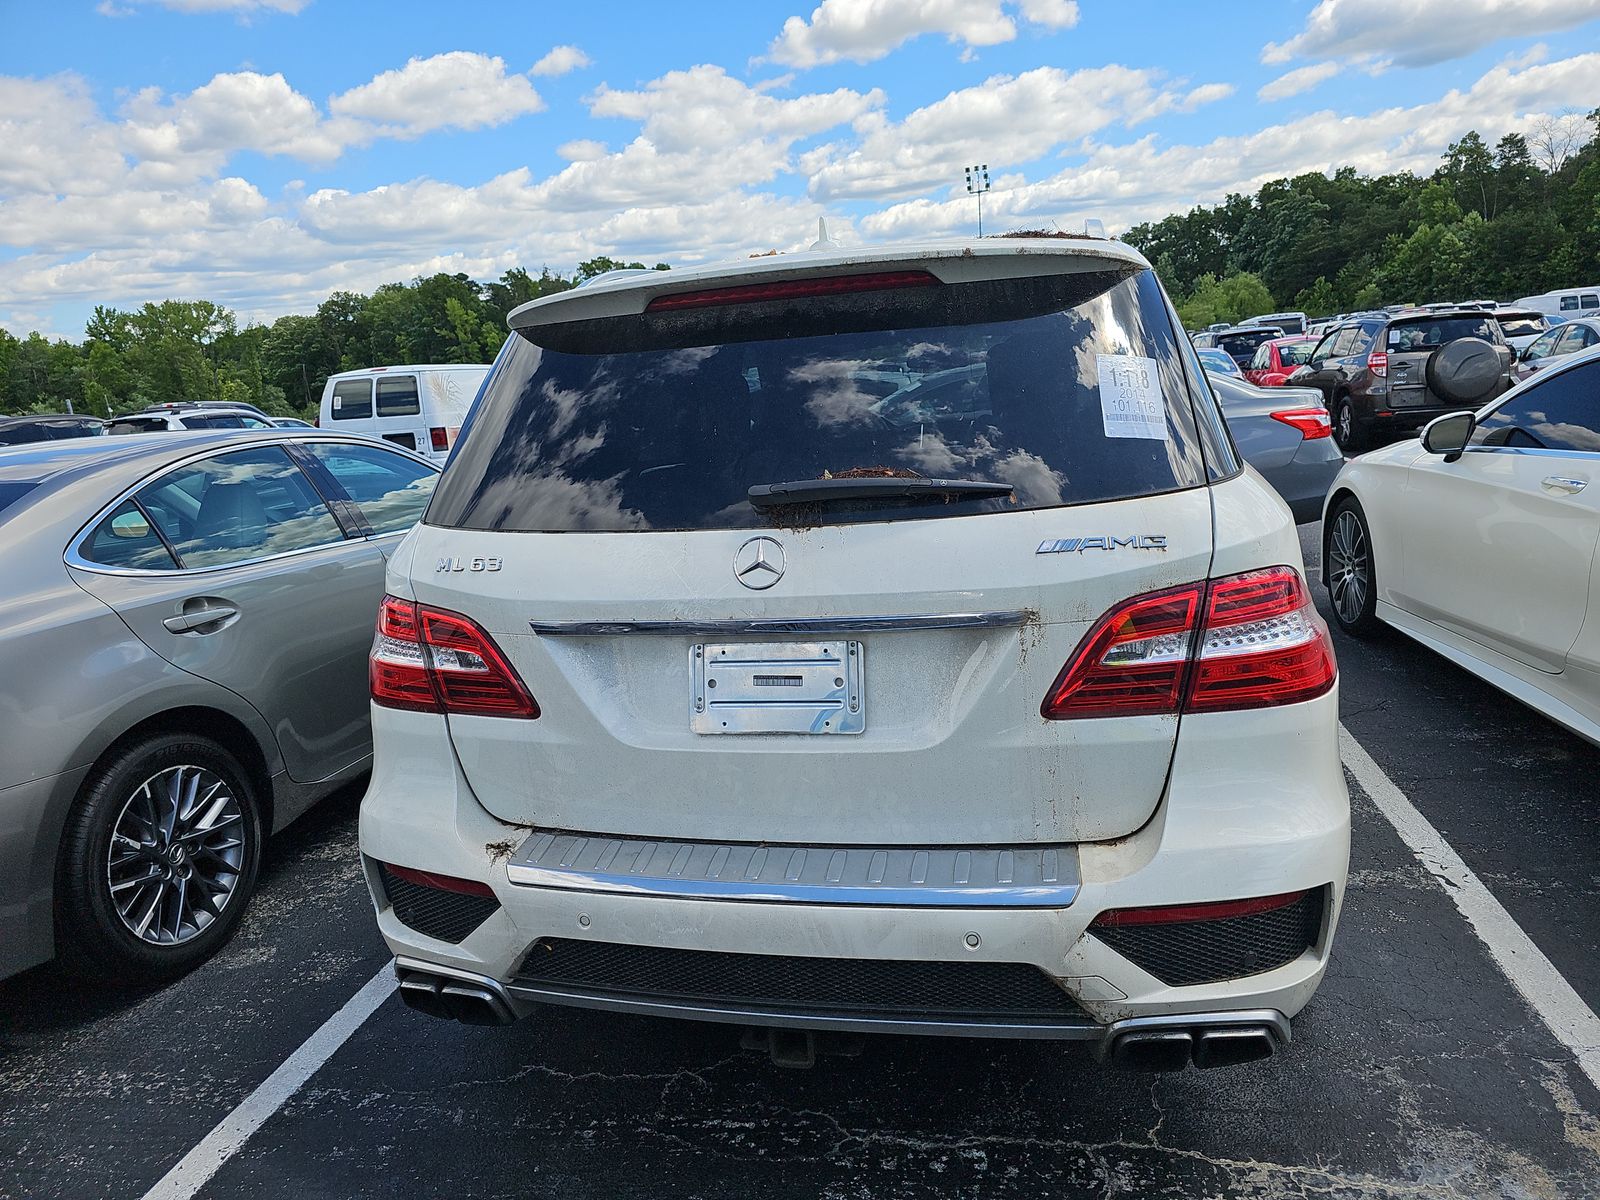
{"left": 163, "top": 602, "right": 239, "bottom": 634}
{"left": 1541, "top": 476, "right": 1587, "bottom": 495}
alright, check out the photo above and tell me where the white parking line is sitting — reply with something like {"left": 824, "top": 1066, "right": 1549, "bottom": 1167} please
{"left": 1340, "top": 724, "right": 1600, "bottom": 1091}
{"left": 139, "top": 965, "right": 396, "bottom": 1200}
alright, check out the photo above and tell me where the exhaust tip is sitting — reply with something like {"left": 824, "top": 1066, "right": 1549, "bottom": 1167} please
{"left": 397, "top": 968, "right": 520, "bottom": 1026}
{"left": 1193, "top": 1026, "right": 1278, "bottom": 1069}
{"left": 1110, "top": 1030, "right": 1193, "bottom": 1072}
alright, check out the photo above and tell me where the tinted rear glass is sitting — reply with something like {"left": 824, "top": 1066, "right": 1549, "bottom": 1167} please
{"left": 1497, "top": 316, "right": 1545, "bottom": 338}
{"left": 428, "top": 267, "right": 1208, "bottom": 532}
{"left": 1388, "top": 316, "right": 1499, "bottom": 350}
{"left": 1278, "top": 341, "right": 1316, "bottom": 366}
{"left": 1216, "top": 330, "right": 1277, "bottom": 360}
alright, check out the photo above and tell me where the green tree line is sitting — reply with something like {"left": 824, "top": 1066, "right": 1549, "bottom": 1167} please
{"left": 1128, "top": 113, "right": 1600, "bottom": 329}
{"left": 0, "top": 257, "right": 666, "bottom": 419}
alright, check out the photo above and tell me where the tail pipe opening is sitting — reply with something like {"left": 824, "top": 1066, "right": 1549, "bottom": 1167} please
{"left": 396, "top": 963, "right": 525, "bottom": 1026}
{"left": 1098, "top": 1011, "right": 1288, "bottom": 1071}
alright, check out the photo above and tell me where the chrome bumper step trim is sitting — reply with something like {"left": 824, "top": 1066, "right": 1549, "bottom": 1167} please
{"left": 505, "top": 829, "right": 1081, "bottom": 907}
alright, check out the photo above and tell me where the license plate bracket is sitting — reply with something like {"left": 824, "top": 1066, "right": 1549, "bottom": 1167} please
{"left": 691, "top": 640, "right": 864, "bottom": 735}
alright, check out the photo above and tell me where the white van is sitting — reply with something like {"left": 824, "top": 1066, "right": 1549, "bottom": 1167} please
{"left": 1515, "top": 286, "right": 1600, "bottom": 318}
{"left": 319, "top": 364, "right": 490, "bottom": 462}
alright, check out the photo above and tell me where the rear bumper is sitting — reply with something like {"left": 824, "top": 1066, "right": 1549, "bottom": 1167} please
{"left": 359, "top": 691, "right": 1349, "bottom": 1041}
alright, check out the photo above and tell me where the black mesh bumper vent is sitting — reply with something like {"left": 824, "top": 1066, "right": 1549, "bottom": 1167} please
{"left": 379, "top": 865, "right": 500, "bottom": 945}
{"left": 513, "top": 938, "right": 1084, "bottom": 1022}
{"left": 1092, "top": 888, "right": 1324, "bottom": 987}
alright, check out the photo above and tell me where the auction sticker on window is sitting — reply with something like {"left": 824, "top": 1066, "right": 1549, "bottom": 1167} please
{"left": 1097, "top": 354, "right": 1167, "bottom": 440}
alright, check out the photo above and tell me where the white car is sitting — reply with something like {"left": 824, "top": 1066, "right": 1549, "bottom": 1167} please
{"left": 1323, "top": 348, "right": 1600, "bottom": 745}
{"left": 359, "top": 235, "right": 1349, "bottom": 1071}
{"left": 319, "top": 364, "right": 490, "bottom": 462}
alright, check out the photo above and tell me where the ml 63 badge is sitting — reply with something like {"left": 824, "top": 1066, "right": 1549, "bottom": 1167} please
{"left": 436, "top": 556, "right": 503, "bottom": 572}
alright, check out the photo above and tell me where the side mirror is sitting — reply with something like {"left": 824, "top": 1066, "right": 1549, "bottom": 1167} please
{"left": 1422, "top": 411, "right": 1474, "bottom": 462}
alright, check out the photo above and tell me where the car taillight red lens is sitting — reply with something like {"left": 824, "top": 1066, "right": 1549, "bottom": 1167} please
{"left": 370, "top": 596, "right": 539, "bottom": 718}
{"left": 1042, "top": 567, "right": 1335, "bottom": 720}
{"left": 645, "top": 270, "right": 939, "bottom": 312}
{"left": 1366, "top": 350, "right": 1388, "bottom": 378}
{"left": 1269, "top": 407, "right": 1332, "bottom": 439}
{"left": 1186, "top": 568, "right": 1337, "bottom": 712}
{"left": 429, "top": 426, "right": 449, "bottom": 451}
{"left": 1041, "top": 585, "right": 1202, "bottom": 719}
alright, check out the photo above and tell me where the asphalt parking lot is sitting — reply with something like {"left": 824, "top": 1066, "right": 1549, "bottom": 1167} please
{"left": 3, "top": 520, "right": 1598, "bottom": 1200}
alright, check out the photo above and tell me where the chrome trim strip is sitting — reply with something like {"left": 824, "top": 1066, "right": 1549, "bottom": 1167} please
{"left": 506, "top": 830, "right": 1081, "bottom": 907}
{"left": 502, "top": 983, "right": 1104, "bottom": 1040}
{"left": 529, "top": 610, "right": 1030, "bottom": 637}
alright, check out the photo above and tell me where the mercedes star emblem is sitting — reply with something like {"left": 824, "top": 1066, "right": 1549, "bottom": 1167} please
{"left": 733, "top": 536, "right": 786, "bottom": 590}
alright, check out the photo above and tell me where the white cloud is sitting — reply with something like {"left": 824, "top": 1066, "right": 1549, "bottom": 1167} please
{"left": 803, "top": 65, "right": 1229, "bottom": 202}
{"left": 769, "top": 0, "right": 1077, "bottom": 67}
{"left": 861, "top": 50, "right": 1600, "bottom": 241}
{"left": 531, "top": 45, "right": 593, "bottom": 77}
{"left": 4, "top": 45, "right": 1597, "bottom": 340}
{"left": 1263, "top": 0, "right": 1600, "bottom": 67}
{"left": 1258, "top": 61, "right": 1339, "bottom": 101}
{"left": 329, "top": 52, "right": 544, "bottom": 138}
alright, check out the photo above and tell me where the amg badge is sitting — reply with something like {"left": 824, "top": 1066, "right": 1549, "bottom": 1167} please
{"left": 1036, "top": 535, "right": 1167, "bottom": 555}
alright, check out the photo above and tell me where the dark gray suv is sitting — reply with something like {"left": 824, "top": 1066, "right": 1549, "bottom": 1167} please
{"left": 1295, "top": 310, "right": 1513, "bottom": 453}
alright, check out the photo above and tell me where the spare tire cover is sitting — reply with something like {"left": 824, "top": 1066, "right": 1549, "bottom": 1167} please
{"left": 1426, "top": 337, "right": 1502, "bottom": 404}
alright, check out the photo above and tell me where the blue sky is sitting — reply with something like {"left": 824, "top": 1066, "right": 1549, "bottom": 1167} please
{"left": 3, "top": 0, "right": 1599, "bottom": 338}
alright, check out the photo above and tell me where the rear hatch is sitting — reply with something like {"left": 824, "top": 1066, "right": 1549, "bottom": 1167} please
{"left": 1385, "top": 312, "right": 1507, "bottom": 408}
{"left": 411, "top": 250, "right": 1219, "bottom": 846}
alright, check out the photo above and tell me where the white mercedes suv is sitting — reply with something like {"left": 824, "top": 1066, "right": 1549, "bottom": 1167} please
{"left": 358, "top": 235, "right": 1349, "bottom": 1071}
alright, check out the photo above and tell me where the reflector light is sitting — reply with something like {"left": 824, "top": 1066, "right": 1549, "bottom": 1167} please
{"left": 429, "top": 426, "right": 450, "bottom": 451}
{"left": 384, "top": 862, "right": 495, "bottom": 899}
{"left": 1367, "top": 350, "right": 1388, "bottom": 378}
{"left": 645, "top": 270, "right": 939, "bottom": 312}
{"left": 1091, "top": 890, "right": 1309, "bottom": 927}
{"left": 1269, "top": 408, "right": 1332, "bottom": 440}
{"left": 370, "top": 596, "right": 539, "bottom": 718}
{"left": 1041, "top": 567, "right": 1335, "bottom": 720}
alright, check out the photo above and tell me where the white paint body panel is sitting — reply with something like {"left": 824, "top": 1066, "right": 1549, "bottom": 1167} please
{"left": 1324, "top": 358, "right": 1600, "bottom": 745}
{"left": 318, "top": 364, "right": 489, "bottom": 463}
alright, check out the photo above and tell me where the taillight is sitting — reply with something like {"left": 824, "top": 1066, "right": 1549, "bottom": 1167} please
{"left": 1041, "top": 567, "right": 1334, "bottom": 720}
{"left": 429, "top": 426, "right": 449, "bottom": 452}
{"left": 1041, "top": 585, "right": 1201, "bottom": 719}
{"left": 1268, "top": 407, "right": 1332, "bottom": 439}
{"left": 370, "top": 595, "right": 539, "bottom": 718}
{"left": 1366, "top": 350, "right": 1388, "bottom": 378}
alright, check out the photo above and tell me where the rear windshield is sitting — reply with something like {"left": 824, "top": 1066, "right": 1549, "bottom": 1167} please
{"left": 1497, "top": 316, "right": 1545, "bottom": 338}
{"left": 180, "top": 414, "right": 249, "bottom": 429}
{"left": 427, "top": 267, "right": 1209, "bottom": 533}
{"left": 1216, "top": 330, "right": 1278, "bottom": 360}
{"left": 1277, "top": 341, "right": 1316, "bottom": 366}
{"left": 1387, "top": 316, "right": 1499, "bottom": 350}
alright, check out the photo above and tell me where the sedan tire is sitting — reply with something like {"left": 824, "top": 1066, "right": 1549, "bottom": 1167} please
{"left": 1325, "top": 499, "right": 1381, "bottom": 638}
{"left": 56, "top": 733, "right": 263, "bottom": 985}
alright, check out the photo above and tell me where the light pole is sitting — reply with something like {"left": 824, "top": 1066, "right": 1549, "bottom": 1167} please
{"left": 964, "top": 163, "right": 991, "bottom": 236}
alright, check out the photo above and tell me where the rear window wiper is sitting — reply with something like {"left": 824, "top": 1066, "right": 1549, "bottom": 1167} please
{"left": 747, "top": 477, "right": 1014, "bottom": 508}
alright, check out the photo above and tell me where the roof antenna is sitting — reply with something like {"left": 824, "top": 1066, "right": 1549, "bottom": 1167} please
{"left": 810, "top": 218, "right": 840, "bottom": 251}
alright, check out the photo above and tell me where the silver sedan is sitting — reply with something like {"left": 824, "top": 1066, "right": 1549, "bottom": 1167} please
{"left": 0, "top": 431, "right": 437, "bottom": 984}
{"left": 1206, "top": 371, "right": 1345, "bottom": 523}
